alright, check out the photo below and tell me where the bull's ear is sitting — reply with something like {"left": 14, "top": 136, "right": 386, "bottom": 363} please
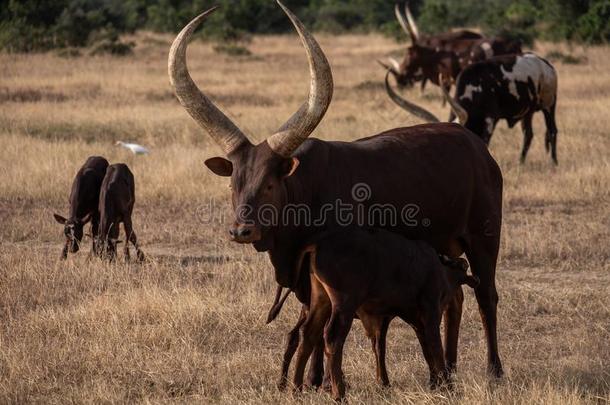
{"left": 280, "top": 157, "right": 300, "bottom": 179}
{"left": 53, "top": 213, "right": 67, "bottom": 224}
{"left": 204, "top": 157, "right": 233, "bottom": 177}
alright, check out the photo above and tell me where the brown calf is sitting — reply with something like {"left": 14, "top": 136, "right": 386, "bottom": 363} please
{"left": 53, "top": 156, "right": 109, "bottom": 259}
{"left": 291, "top": 228, "right": 478, "bottom": 401}
{"left": 96, "top": 163, "right": 144, "bottom": 261}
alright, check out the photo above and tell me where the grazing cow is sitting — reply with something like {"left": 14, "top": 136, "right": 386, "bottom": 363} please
{"left": 169, "top": 1, "right": 505, "bottom": 383}
{"left": 96, "top": 163, "right": 144, "bottom": 261}
{"left": 53, "top": 156, "right": 108, "bottom": 259}
{"left": 291, "top": 228, "right": 478, "bottom": 400}
{"left": 381, "top": 44, "right": 461, "bottom": 89}
{"left": 385, "top": 53, "right": 559, "bottom": 164}
{"left": 382, "top": 3, "right": 521, "bottom": 91}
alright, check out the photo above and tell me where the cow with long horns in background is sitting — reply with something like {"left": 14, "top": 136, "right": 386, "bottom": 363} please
{"left": 169, "top": 0, "right": 505, "bottom": 389}
{"left": 382, "top": 3, "right": 522, "bottom": 91}
{"left": 385, "top": 53, "right": 559, "bottom": 164}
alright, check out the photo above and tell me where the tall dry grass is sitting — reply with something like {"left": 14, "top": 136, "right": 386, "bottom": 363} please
{"left": 0, "top": 32, "right": 608, "bottom": 403}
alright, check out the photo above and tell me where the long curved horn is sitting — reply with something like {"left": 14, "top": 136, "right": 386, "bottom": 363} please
{"left": 168, "top": 7, "right": 251, "bottom": 155}
{"left": 385, "top": 71, "right": 439, "bottom": 123}
{"left": 395, "top": 3, "right": 410, "bottom": 37}
{"left": 377, "top": 57, "right": 401, "bottom": 75}
{"left": 404, "top": 2, "right": 420, "bottom": 42}
{"left": 266, "top": 1, "right": 333, "bottom": 158}
{"left": 440, "top": 81, "right": 468, "bottom": 124}
{"left": 395, "top": 3, "right": 418, "bottom": 44}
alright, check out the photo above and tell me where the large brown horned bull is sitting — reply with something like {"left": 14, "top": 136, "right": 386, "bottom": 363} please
{"left": 169, "top": 0, "right": 505, "bottom": 386}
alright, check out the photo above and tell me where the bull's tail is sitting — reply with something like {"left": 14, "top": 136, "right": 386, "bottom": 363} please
{"left": 265, "top": 244, "right": 316, "bottom": 324}
{"left": 266, "top": 286, "right": 291, "bottom": 324}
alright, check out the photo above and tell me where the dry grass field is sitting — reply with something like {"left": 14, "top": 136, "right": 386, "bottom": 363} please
{"left": 0, "top": 32, "right": 609, "bottom": 404}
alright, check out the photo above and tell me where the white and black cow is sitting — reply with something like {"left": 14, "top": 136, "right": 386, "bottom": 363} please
{"left": 385, "top": 52, "right": 559, "bottom": 164}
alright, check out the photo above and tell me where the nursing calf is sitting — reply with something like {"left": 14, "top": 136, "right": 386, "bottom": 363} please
{"left": 96, "top": 163, "right": 144, "bottom": 261}
{"left": 53, "top": 156, "right": 109, "bottom": 259}
{"left": 292, "top": 228, "right": 478, "bottom": 401}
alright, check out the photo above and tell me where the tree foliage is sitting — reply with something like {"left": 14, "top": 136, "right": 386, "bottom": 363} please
{"left": 1, "top": 0, "right": 609, "bottom": 52}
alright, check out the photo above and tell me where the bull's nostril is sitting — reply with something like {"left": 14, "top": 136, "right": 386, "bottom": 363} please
{"left": 241, "top": 228, "right": 252, "bottom": 237}
{"left": 229, "top": 229, "right": 236, "bottom": 237}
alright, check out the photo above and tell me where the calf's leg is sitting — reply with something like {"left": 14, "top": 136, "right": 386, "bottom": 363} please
{"left": 60, "top": 241, "right": 69, "bottom": 260}
{"left": 324, "top": 308, "right": 355, "bottom": 401}
{"left": 305, "top": 340, "right": 325, "bottom": 389}
{"left": 278, "top": 307, "right": 307, "bottom": 391}
{"left": 293, "top": 280, "right": 330, "bottom": 392}
{"left": 123, "top": 216, "right": 144, "bottom": 262}
{"left": 443, "top": 287, "right": 464, "bottom": 374}
{"left": 415, "top": 309, "right": 448, "bottom": 388}
{"left": 90, "top": 214, "right": 100, "bottom": 255}
{"left": 360, "top": 313, "right": 391, "bottom": 386}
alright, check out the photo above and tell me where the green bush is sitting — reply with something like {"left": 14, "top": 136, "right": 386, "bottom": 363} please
{"left": 577, "top": 0, "right": 610, "bottom": 43}
{"left": 1, "top": 0, "right": 610, "bottom": 53}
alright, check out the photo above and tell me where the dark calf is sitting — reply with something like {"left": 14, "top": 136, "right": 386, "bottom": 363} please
{"left": 292, "top": 228, "right": 478, "bottom": 401}
{"left": 96, "top": 163, "right": 144, "bottom": 261}
{"left": 53, "top": 156, "right": 109, "bottom": 259}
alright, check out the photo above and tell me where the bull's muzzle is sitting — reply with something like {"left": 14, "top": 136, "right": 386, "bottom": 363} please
{"left": 229, "top": 223, "right": 261, "bottom": 243}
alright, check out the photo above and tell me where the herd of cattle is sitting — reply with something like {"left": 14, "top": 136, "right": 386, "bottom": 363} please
{"left": 54, "top": 1, "right": 562, "bottom": 401}
{"left": 382, "top": 3, "right": 559, "bottom": 164}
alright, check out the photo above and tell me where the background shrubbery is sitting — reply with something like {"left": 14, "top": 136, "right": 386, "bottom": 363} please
{"left": 1, "top": 0, "right": 609, "bottom": 52}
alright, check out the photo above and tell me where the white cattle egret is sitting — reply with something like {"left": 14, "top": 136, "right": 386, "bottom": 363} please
{"left": 115, "top": 141, "right": 149, "bottom": 155}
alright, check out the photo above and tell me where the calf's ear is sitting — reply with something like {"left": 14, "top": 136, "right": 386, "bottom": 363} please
{"left": 280, "top": 157, "right": 300, "bottom": 179}
{"left": 53, "top": 213, "right": 67, "bottom": 224}
{"left": 456, "top": 257, "right": 469, "bottom": 271}
{"left": 465, "top": 275, "right": 480, "bottom": 288}
{"left": 204, "top": 157, "right": 233, "bottom": 177}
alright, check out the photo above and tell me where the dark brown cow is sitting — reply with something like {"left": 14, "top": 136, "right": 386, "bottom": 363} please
{"left": 382, "top": 44, "right": 461, "bottom": 89}
{"left": 96, "top": 163, "right": 144, "bottom": 261}
{"left": 53, "top": 156, "right": 109, "bottom": 259}
{"left": 169, "top": 0, "right": 504, "bottom": 382}
{"left": 291, "top": 228, "right": 478, "bottom": 400}
{"left": 382, "top": 3, "right": 521, "bottom": 90}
